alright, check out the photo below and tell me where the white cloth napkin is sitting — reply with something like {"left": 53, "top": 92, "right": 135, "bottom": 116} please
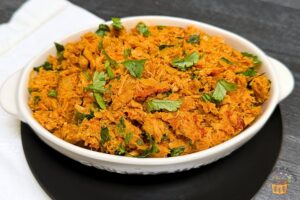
{"left": 0, "top": 0, "right": 103, "bottom": 199}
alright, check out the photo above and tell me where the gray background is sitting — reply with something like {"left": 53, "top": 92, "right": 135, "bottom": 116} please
{"left": 0, "top": 0, "right": 299, "bottom": 199}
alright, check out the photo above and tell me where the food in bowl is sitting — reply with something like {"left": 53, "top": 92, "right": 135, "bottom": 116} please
{"left": 28, "top": 18, "right": 271, "bottom": 158}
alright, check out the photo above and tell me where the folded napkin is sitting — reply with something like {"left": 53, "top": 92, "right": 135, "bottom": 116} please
{"left": 0, "top": 0, "right": 103, "bottom": 199}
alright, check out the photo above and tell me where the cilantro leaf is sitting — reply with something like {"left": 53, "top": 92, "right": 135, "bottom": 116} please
{"left": 96, "top": 24, "right": 110, "bottom": 37}
{"left": 201, "top": 93, "right": 213, "bottom": 102}
{"left": 171, "top": 52, "right": 200, "bottom": 71}
{"left": 136, "top": 139, "right": 143, "bottom": 145}
{"left": 111, "top": 17, "right": 123, "bottom": 30}
{"left": 219, "top": 80, "right": 237, "bottom": 91}
{"left": 92, "top": 71, "right": 105, "bottom": 90}
{"left": 123, "top": 59, "right": 146, "bottom": 78}
{"left": 75, "top": 110, "right": 94, "bottom": 123}
{"left": 220, "top": 57, "right": 233, "bottom": 65}
{"left": 136, "top": 22, "right": 150, "bottom": 36}
{"left": 43, "top": 62, "right": 53, "bottom": 70}
{"left": 94, "top": 92, "right": 106, "bottom": 109}
{"left": 117, "top": 117, "right": 126, "bottom": 135}
{"left": 147, "top": 99, "right": 182, "bottom": 112}
{"left": 170, "top": 146, "right": 185, "bottom": 157}
{"left": 54, "top": 42, "right": 64, "bottom": 61}
{"left": 115, "top": 144, "right": 126, "bottom": 155}
{"left": 82, "top": 70, "right": 91, "bottom": 81}
{"left": 33, "top": 96, "right": 41, "bottom": 104}
{"left": 123, "top": 48, "right": 131, "bottom": 59}
{"left": 187, "top": 34, "right": 200, "bottom": 44}
{"left": 241, "top": 52, "right": 262, "bottom": 66}
{"left": 100, "top": 127, "right": 110, "bottom": 145}
{"left": 124, "top": 132, "right": 133, "bottom": 145}
{"left": 159, "top": 44, "right": 174, "bottom": 50}
{"left": 211, "top": 80, "right": 237, "bottom": 102}
{"left": 104, "top": 60, "right": 114, "bottom": 79}
{"left": 240, "top": 67, "right": 257, "bottom": 76}
{"left": 157, "top": 25, "right": 166, "bottom": 30}
{"left": 48, "top": 90, "right": 57, "bottom": 97}
{"left": 138, "top": 134, "right": 159, "bottom": 158}
{"left": 98, "top": 40, "right": 118, "bottom": 68}
{"left": 212, "top": 82, "right": 227, "bottom": 102}
{"left": 85, "top": 71, "right": 107, "bottom": 93}
{"left": 84, "top": 71, "right": 107, "bottom": 109}
{"left": 33, "top": 61, "right": 53, "bottom": 72}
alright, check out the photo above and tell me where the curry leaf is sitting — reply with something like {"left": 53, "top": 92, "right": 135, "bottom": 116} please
{"left": 147, "top": 99, "right": 182, "bottom": 112}
{"left": 171, "top": 52, "right": 199, "bottom": 71}
{"left": 123, "top": 59, "right": 146, "bottom": 78}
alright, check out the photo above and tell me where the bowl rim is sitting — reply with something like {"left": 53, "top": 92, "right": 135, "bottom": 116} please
{"left": 17, "top": 15, "right": 279, "bottom": 166}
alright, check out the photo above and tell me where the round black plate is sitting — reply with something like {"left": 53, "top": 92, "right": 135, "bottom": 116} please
{"left": 21, "top": 107, "right": 282, "bottom": 200}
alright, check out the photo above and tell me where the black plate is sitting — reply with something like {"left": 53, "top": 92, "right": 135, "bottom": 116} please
{"left": 21, "top": 107, "right": 282, "bottom": 200}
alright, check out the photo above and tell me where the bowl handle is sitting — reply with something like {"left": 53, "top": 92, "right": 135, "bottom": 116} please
{"left": 0, "top": 69, "right": 25, "bottom": 121}
{"left": 268, "top": 56, "right": 294, "bottom": 103}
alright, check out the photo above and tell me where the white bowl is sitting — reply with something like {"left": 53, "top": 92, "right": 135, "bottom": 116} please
{"left": 0, "top": 16, "right": 294, "bottom": 174}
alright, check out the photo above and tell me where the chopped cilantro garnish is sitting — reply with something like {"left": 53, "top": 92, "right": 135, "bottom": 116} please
{"left": 170, "top": 146, "right": 185, "bottom": 157}
{"left": 171, "top": 52, "right": 200, "bottom": 71}
{"left": 111, "top": 17, "right": 123, "bottom": 30}
{"left": 187, "top": 34, "right": 200, "bottom": 44}
{"left": 123, "top": 59, "right": 146, "bottom": 78}
{"left": 240, "top": 67, "right": 257, "bottom": 76}
{"left": 159, "top": 44, "right": 174, "bottom": 50}
{"left": 123, "top": 48, "right": 131, "bottom": 59}
{"left": 54, "top": 42, "right": 64, "bottom": 61}
{"left": 104, "top": 60, "right": 114, "bottom": 79}
{"left": 48, "top": 90, "right": 57, "bottom": 97}
{"left": 96, "top": 24, "right": 110, "bottom": 37}
{"left": 136, "top": 22, "right": 150, "bottom": 36}
{"left": 241, "top": 52, "right": 262, "bottom": 66}
{"left": 147, "top": 99, "right": 182, "bottom": 112}
{"left": 124, "top": 132, "right": 133, "bottom": 145}
{"left": 220, "top": 57, "right": 233, "bottom": 65}
{"left": 100, "top": 127, "right": 110, "bottom": 145}
{"left": 202, "top": 80, "right": 237, "bottom": 103}
{"left": 98, "top": 40, "right": 118, "bottom": 68}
